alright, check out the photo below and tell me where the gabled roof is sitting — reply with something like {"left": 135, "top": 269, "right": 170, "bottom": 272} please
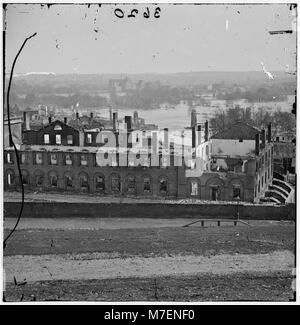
{"left": 35, "top": 119, "right": 79, "bottom": 133}
{"left": 211, "top": 122, "right": 260, "bottom": 140}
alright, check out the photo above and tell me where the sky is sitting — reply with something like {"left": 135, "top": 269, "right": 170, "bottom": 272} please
{"left": 4, "top": 3, "right": 297, "bottom": 74}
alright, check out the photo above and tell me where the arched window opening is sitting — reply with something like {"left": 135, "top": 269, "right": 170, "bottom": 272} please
{"left": 65, "top": 154, "right": 72, "bottom": 166}
{"left": 95, "top": 176, "right": 105, "bottom": 192}
{"left": 49, "top": 173, "right": 58, "bottom": 188}
{"left": 7, "top": 171, "right": 15, "bottom": 186}
{"left": 159, "top": 177, "right": 168, "bottom": 194}
{"left": 50, "top": 153, "right": 57, "bottom": 165}
{"left": 126, "top": 176, "right": 136, "bottom": 194}
{"left": 143, "top": 177, "right": 151, "bottom": 193}
{"left": 211, "top": 185, "right": 220, "bottom": 201}
{"left": 79, "top": 173, "right": 89, "bottom": 191}
{"left": 190, "top": 181, "right": 198, "bottom": 196}
{"left": 111, "top": 175, "right": 121, "bottom": 193}
{"left": 64, "top": 174, "right": 73, "bottom": 190}
{"left": 22, "top": 171, "right": 29, "bottom": 186}
{"left": 35, "top": 172, "right": 44, "bottom": 187}
{"left": 232, "top": 185, "right": 241, "bottom": 200}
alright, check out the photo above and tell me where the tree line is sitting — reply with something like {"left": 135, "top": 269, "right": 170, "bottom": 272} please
{"left": 210, "top": 106, "right": 295, "bottom": 137}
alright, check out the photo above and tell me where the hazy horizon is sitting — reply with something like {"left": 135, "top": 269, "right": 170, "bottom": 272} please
{"left": 10, "top": 70, "right": 295, "bottom": 75}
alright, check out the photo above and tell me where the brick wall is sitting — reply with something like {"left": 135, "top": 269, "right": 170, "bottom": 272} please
{"left": 4, "top": 201, "right": 295, "bottom": 220}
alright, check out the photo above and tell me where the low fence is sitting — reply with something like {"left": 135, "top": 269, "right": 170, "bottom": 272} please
{"left": 3, "top": 201, "right": 296, "bottom": 221}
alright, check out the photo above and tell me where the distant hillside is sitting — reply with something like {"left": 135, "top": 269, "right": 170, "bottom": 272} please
{"left": 6, "top": 71, "right": 296, "bottom": 93}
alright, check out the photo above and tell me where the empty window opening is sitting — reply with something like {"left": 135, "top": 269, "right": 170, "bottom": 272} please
{"left": 54, "top": 125, "right": 62, "bottom": 131}
{"left": 191, "top": 181, "right": 198, "bottom": 196}
{"left": 232, "top": 185, "right": 241, "bottom": 200}
{"left": 65, "top": 175, "right": 73, "bottom": 189}
{"left": 211, "top": 186, "right": 220, "bottom": 201}
{"left": 111, "top": 176, "right": 121, "bottom": 193}
{"left": 65, "top": 154, "right": 72, "bottom": 165}
{"left": 21, "top": 153, "right": 26, "bottom": 164}
{"left": 50, "top": 153, "right": 57, "bottom": 165}
{"left": 22, "top": 173, "right": 29, "bottom": 186}
{"left": 44, "top": 134, "right": 50, "bottom": 144}
{"left": 81, "top": 155, "right": 88, "bottom": 166}
{"left": 35, "top": 153, "right": 43, "bottom": 165}
{"left": 55, "top": 134, "right": 61, "bottom": 145}
{"left": 7, "top": 172, "right": 14, "bottom": 185}
{"left": 80, "top": 174, "right": 89, "bottom": 191}
{"left": 126, "top": 176, "right": 136, "bottom": 193}
{"left": 50, "top": 174, "right": 58, "bottom": 187}
{"left": 67, "top": 135, "right": 73, "bottom": 145}
{"left": 159, "top": 178, "right": 168, "bottom": 194}
{"left": 35, "top": 174, "right": 43, "bottom": 187}
{"left": 87, "top": 133, "right": 92, "bottom": 144}
{"left": 143, "top": 177, "right": 151, "bottom": 193}
{"left": 7, "top": 153, "right": 13, "bottom": 164}
{"left": 95, "top": 176, "right": 105, "bottom": 191}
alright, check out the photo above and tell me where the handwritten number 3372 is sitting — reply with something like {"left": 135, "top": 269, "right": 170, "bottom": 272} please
{"left": 114, "top": 7, "right": 161, "bottom": 19}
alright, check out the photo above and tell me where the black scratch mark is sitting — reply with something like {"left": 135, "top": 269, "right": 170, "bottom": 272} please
{"left": 3, "top": 32, "right": 37, "bottom": 249}
{"left": 269, "top": 30, "right": 293, "bottom": 35}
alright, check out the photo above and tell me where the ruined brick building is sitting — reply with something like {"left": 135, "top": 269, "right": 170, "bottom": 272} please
{"left": 4, "top": 110, "right": 293, "bottom": 203}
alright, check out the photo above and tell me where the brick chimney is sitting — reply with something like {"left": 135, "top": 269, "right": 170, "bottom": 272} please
{"left": 163, "top": 128, "right": 169, "bottom": 149}
{"left": 170, "top": 140, "right": 174, "bottom": 166}
{"left": 192, "top": 127, "right": 196, "bottom": 149}
{"left": 197, "top": 125, "right": 201, "bottom": 146}
{"left": 64, "top": 117, "right": 67, "bottom": 124}
{"left": 76, "top": 112, "right": 79, "bottom": 119}
{"left": 90, "top": 112, "right": 94, "bottom": 119}
{"left": 48, "top": 117, "right": 52, "bottom": 124}
{"left": 124, "top": 116, "right": 132, "bottom": 132}
{"left": 125, "top": 116, "right": 132, "bottom": 149}
{"left": 23, "top": 112, "right": 30, "bottom": 130}
{"left": 255, "top": 133, "right": 260, "bottom": 155}
{"left": 261, "top": 129, "right": 266, "bottom": 148}
{"left": 191, "top": 109, "right": 197, "bottom": 128}
{"left": 133, "top": 111, "right": 138, "bottom": 126}
{"left": 113, "top": 112, "right": 118, "bottom": 131}
{"left": 204, "top": 120, "right": 209, "bottom": 142}
{"left": 267, "top": 123, "right": 272, "bottom": 143}
{"left": 152, "top": 131, "right": 158, "bottom": 155}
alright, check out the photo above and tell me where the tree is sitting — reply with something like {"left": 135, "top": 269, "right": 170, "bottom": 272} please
{"left": 210, "top": 106, "right": 295, "bottom": 135}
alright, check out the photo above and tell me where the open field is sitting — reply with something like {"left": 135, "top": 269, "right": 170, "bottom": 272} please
{"left": 3, "top": 219, "right": 295, "bottom": 302}
{"left": 4, "top": 272, "right": 294, "bottom": 302}
{"left": 4, "top": 217, "right": 292, "bottom": 230}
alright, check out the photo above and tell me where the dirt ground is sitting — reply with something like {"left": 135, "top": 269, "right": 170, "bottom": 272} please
{"left": 4, "top": 217, "right": 290, "bottom": 230}
{"left": 4, "top": 272, "right": 294, "bottom": 302}
{"left": 3, "top": 220, "right": 296, "bottom": 302}
{"left": 4, "top": 224, "right": 295, "bottom": 257}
